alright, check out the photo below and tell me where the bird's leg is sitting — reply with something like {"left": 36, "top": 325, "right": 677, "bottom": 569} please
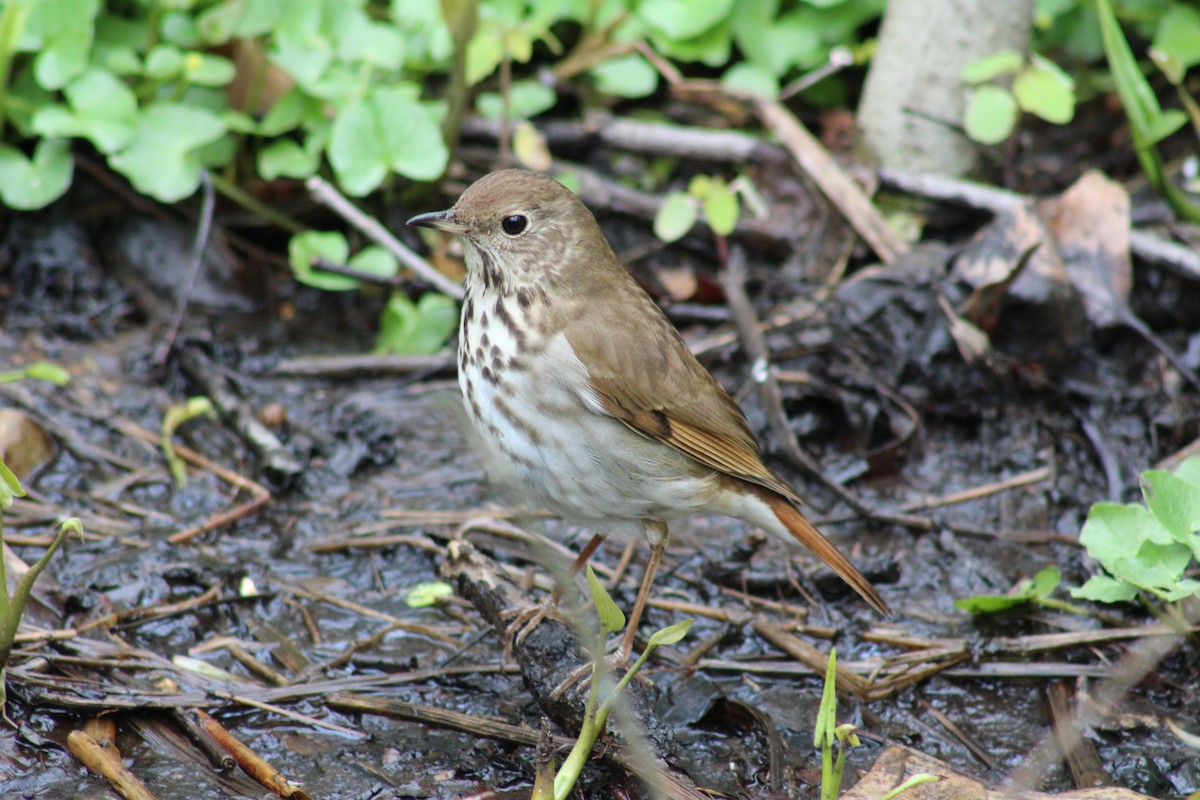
{"left": 502, "top": 533, "right": 608, "bottom": 654}
{"left": 548, "top": 521, "right": 668, "bottom": 701}
{"left": 613, "top": 520, "right": 668, "bottom": 663}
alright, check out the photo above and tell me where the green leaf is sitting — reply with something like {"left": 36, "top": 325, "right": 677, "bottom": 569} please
{"left": 24, "top": 361, "right": 71, "bottom": 386}
{"left": 703, "top": 180, "right": 739, "bottom": 236}
{"left": 1030, "top": 565, "right": 1061, "bottom": 598}
{"left": 27, "top": 0, "right": 98, "bottom": 89}
{"left": 31, "top": 67, "right": 138, "bottom": 153}
{"left": 954, "top": 566, "right": 1061, "bottom": 614}
{"left": 1153, "top": 3, "right": 1200, "bottom": 70}
{"left": 586, "top": 565, "right": 626, "bottom": 635}
{"left": 590, "top": 54, "right": 658, "bottom": 99}
{"left": 0, "top": 459, "right": 25, "bottom": 508}
{"left": 0, "top": 139, "right": 73, "bottom": 210}
{"left": 288, "top": 230, "right": 355, "bottom": 291}
{"left": 813, "top": 647, "right": 837, "bottom": 748}
{"left": 720, "top": 62, "right": 779, "bottom": 100}
{"left": 964, "top": 85, "right": 1018, "bottom": 144}
{"left": 258, "top": 88, "right": 324, "bottom": 136}
{"left": 259, "top": 140, "right": 317, "bottom": 180}
{"left": 184, "top": 52, "right": 237, "bottom": 86}
{"left": 1175, "top": 455, "right": 1200, "bottom": 487}
{"left": 109, "top": 104, "right": 228, "bottom": 202}
{"left": 404, "top": 581, "right": 454, "bottom": 607}
{"left": 639, "top": 0, "right": 733, "bottom": 41}
{"left": 961, "top": 50, "right": 1023, "bottom": 83}
{"left": 465, "top": 28, "right": 503, "bottom": 84}
{"left": 349, "top": 245, "right": 399, "bottom": 280}
{"left": 654, "top": 191, "right": 698, "bottom": 242}
{"left": 328, "top": 87, "right": 448, "bottom": 196}
{"left": 1142, "top": 109, "right": 1187, "bottom": 145}
{"left": 145, "top": 44, "right": 186, "bottom": 79}
{"left": 732, "top": 7, "right": 821, "bottom": 77}
{"left": 476, "top": 80, "right": 557, "bottom": 120}
{"left": 335, "top": 15, "right": 405, "bottom": 69}
{"left": 1070, "top": 574, "right": 1139, "bottom": 603}
{"left": 644, "top": 618, "right": 692, "bottom": 649}
{"left": 375, "top": 292, "right": 459, "bottom": 355}
{"left": 1013, "top": 58, "right": 1075, "bottom": 124}
{"left": 1143, "top": 469, "right": 1200, "bottom": 545}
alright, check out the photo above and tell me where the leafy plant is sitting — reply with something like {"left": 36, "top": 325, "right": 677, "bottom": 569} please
{"left": 653, "top": 173, "right": 765, "bottom": 243}
{"left": 1093, "top": 0, "right": 1200, "bottom": 222}
{"left": 1071, "top": 456, "right": 1200, "bottom": 604}
{"left": 375, "top": 292, "right": 459, "bottom": 355}
{"left": 954, "top": 566, "right": 1095, "bottom": 615}
{"left": 813, "top": 648, "right": 938, "bottom": 800}
{"left": 550, "top": 566, "right": 691, "bottom": 799}
{"left": 0, "top": 458, "right": 79, "bottom": 724}
{"left": 160, "top": 396, "right": 215, "bottom": 488}
{"left": 962, "top": 50, "right": 1076, "bottom": 145}
{"left": 0, "top": 361, "right": 70, "bottom": 386}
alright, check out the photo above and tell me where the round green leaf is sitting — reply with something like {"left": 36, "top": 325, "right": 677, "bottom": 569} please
{"left": 288, "top": 230, "right": 356, "bottom": 291}
{"left": 964, "top": 85, "right": 1018, "bottom": 144}
{"left": 145, "top": 45, "right": 186, "bottom": 79}
{"left": 27, "top": 0, "right": 98, "bottom": 90}
{"left": 654, "top": 191, "right": 698, "bottom": 243}
{"left": 31, "top": 67, "right": 138, "bottom": 153}
{"left": 1153, "top": 4, "right": 1200, "bottom": 70}
{"left": 703, "top": 181, "right": 739, "bottom": 236}
{"left": 376, "top": 292, "right": 459, "bottom": 355}
{"left": 258, "top": 138, "right": 320, "bottom": 180}
{"left": 348, "top": 245, "right": 399, "bottom": 280}
{"left": 0, "top": 139, "right": 73, "bottom": 210}
{"left": 184, "top": 52, "right": 237, "bottom": 86}
{"left": 109, "top": 103, "right": 228, "bottom": 202}
{"left": 329, "top": 87, "right": 448, "bottom": 196}
{"left": 720, "top": 62, "right": 779, "bottom": 99}
{"left": 476, "top": 80, "right": 557, "bottom": 120}
{"left": 639, "top": 0, "right": 733, "bottom": 41}
{"left": 591, "top": 54, "right": 658, "bottom": 99}
{"left": 1013, "top": 62, "right": 1075, "bottom": 124}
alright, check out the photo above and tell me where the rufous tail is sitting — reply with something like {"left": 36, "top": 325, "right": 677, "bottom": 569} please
{"left": 762, "top": 491, "right": 890, "bottom": 617}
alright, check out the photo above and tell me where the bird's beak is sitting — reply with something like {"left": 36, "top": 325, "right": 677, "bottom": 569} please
{"left": 407, "top": 209, "right": 470, "bottom": 233}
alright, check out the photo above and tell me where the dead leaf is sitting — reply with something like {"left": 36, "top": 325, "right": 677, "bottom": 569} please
{"left": 1038, "top": 170, "right": 1132, "bottom": 329}
{"left": 844, "top": 746, "right": 1158, "bottom": 800}
{"left": 0, "top": 408, "right": 56, "bottom": 480}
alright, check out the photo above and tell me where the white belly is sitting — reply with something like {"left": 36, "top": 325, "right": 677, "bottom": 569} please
{"left": 458, "top": 291, "right": 719, "bottom": 540}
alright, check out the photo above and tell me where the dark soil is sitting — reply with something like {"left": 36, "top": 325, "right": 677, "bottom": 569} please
{"left": 1, "top": 139, "right": 1198, "bottom": 800}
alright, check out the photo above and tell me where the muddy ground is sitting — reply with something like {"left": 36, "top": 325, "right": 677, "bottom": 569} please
{"left": 1, "top": 139, "right": 1199, "bottom": 800}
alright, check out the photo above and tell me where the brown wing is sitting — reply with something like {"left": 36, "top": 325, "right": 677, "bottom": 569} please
{"left": 562, "top": 283, "right": 801, "bottom": 504}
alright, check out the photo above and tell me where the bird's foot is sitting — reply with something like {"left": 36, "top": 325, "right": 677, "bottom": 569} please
{"left": 546, "top": 636, "right": 640, "bottom": 703}
{"left": 498, "top": 592, "right": 567, "bottom": 660}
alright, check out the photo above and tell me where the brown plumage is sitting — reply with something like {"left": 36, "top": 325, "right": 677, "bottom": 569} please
{"left": 409, "top": 169, "right": 888, "bottom": 651}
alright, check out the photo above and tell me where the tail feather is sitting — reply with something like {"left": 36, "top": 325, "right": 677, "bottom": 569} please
{"left": 761, "top": 491, "right": 890, "bottom": 617}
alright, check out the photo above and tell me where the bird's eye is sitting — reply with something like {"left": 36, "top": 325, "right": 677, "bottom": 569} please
{"left": 501, "top": 215, "right": 528, "bottom": 236}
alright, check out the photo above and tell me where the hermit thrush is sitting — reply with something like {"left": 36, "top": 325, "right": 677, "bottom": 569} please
{"left": 409, "top": 170, "right": 888, "bottom": 652}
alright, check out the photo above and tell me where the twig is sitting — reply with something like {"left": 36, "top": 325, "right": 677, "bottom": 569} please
{"left": 177, "top": 347, "right": 303, "bottom": 477}
{"left": 155, "top": 171, "right": 216, "bottom": 367}
{"left": 752, "top": 96, "right": 907, "bottom": 264}
{"left": 268, "top": 352, "right": 454, "bottom": 378}
{"left": 68, "top": 727, "right": 159, "bottom": 800}
{"left": 1005, "top": 599, "right": 1200, "bottom": 791}
{"left": 879, "top": 167, "right": 1200, "bottom": 281}
{"left": 1047, "top": 682, "right": 1109, "bottom": 788}
{"left": 920, "top": 698, "right": 1001, "bottom": 771}
{"left": 306, "top": 176, "right": 465, "bottom": 299}
{"left": 113, "top": 418, "right": 272, "bottom": 544}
